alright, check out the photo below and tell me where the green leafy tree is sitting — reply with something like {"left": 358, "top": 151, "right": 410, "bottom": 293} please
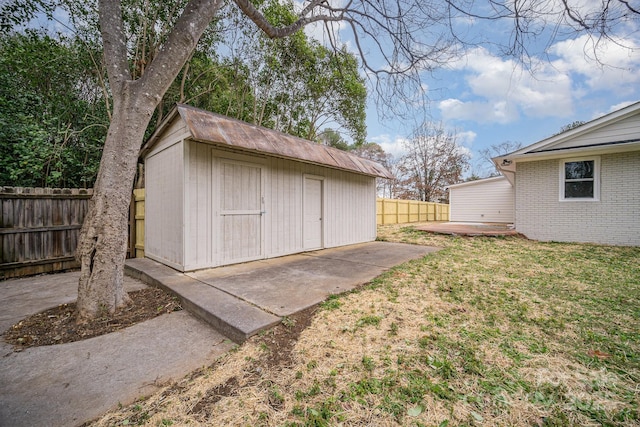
{"left": 351, "top": 142, "right": 399, "bottom": 198}
{"left": 318, "top": 128, "right": 350, "bottom": 151}
{"left": 139, "top": 0, "right": 367, "bottom": 144}
{"left": 222, "top": 0, "right": 366, "bottom": 144}
{"left": 0, "top": 30, "right": 108, "bottom": 187}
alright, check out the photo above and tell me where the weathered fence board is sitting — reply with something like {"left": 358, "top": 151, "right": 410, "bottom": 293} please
{"left": 0, "top": 187, "right": 92, "bottom": 279}
{"left": 133, "top": 189, "right": 145, "bottom": 258}
{"left": 376, "top": 198, "right": 449, "bottom": 225}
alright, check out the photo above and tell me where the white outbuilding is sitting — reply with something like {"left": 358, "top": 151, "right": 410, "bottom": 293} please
{"left": 140, "top": 104, "right": 393, "bottom": 272}
{"left": 448, "top": 176, "right": 515, "bottom": 223}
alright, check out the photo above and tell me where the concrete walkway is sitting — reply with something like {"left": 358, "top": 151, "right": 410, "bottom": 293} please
{"left": 0, "top": 273, "right": 235, "bottom": 427}
{"left": 1, "top": 241, "right": 437, "bottom": 427}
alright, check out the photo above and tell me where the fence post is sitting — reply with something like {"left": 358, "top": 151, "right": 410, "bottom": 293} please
{"left": 133, "top": 189, "right": 145, "bottom": 258}
{"left": 128, "top": 192, "right": 136, "bottom": 258}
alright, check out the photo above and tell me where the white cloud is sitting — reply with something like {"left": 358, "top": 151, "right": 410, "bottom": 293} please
{"left": 607, "top": 101, "right": 637, "bottom": 113}
{"left": 456, "top": 130, "right": 477, "bottom": 147}
{"left": 590, "top": 100, "right": 638, "bottom": 119}
{"left": 438, "top": 47, "right": 575, "bottom": 124}
{"left": 548, "top": 35, "right": 640, "bottom": 93}
{"left": 370, "top": 127, "right": 476, "bottom": 158}
{"left": 437, "top": 34, "right": 640, "bottom": 125}
{"left": 369, "top": 134, "right": 409, "bottom": 158}
{"left": 439, "top": 98, "right": 520, "bottom": 124}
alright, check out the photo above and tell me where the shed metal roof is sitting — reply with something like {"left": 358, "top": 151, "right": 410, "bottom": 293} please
{"left": 143, "top": 104, "right": 393, "bottom": 179}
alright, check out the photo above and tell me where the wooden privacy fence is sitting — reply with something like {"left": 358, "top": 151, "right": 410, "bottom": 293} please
{"left": 0, "top": 187, "right": 92, "bottom": 279}
{"left": 131, "top": 189, "right": 145, "bottom": 258}
{"left": 377, "top": 198, "right": 449, "bottom": 225}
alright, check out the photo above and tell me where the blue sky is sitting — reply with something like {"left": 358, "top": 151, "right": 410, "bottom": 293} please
{"left": 365, "top": 37, "right": 640, "bottom": 175}
{"left": 300, "top": 2, "right": 640, "bottom": 176}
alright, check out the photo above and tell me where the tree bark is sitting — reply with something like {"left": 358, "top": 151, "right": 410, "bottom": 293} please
{"left": 75, "top": 0, "right": 225, "bottom": 322}
{"left": 76, "top": 86, "right": 156, "bottom": 322}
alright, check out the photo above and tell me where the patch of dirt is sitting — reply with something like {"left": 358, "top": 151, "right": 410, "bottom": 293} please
{"left": 255, "top": 305, "right": 318, "bottom": 368}
{"left": 190, "top": 376, "right": 240, "bottom": 414}
{"left": 185, "top": 305, "right": 319, "bottom": 419}
{"left": 3, "top": 287, "right": 182, "bottom": 350}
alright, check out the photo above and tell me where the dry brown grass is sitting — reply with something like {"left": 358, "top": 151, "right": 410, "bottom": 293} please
{"left": 90, "top": 224, "right": 640, "bottom": 426}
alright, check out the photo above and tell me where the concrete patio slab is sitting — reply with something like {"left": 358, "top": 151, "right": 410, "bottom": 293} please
{"left": 188, "top": 242, "right": 438, "bottom": 317}
{"left": 307, "top": 241, "right": 440, "bottom": 269}
{"left": 125, "top": 258, "right": 281, "bottom": 343}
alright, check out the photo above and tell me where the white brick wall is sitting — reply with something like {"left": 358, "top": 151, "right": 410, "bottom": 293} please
{"left": 515, "top": 151, "right": 640, "bottom": 246}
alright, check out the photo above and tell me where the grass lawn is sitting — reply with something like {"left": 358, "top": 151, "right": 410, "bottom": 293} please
{"left": 92, "top": 225, "right": 640, "bottom": 426}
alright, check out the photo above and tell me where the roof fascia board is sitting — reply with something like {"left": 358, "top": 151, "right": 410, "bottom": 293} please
{"left": 506, "top": 140, "right": 640, "bottom": 162}
{"left": 448, "top": 175, "right": 507, "bottom": 189}
{"left": 503, "top": 101, "right": 640, "bottom": 157}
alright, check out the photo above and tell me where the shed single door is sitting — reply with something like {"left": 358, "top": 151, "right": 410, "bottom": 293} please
{"left": 220, "top": 161, "right": 264, "bottom": 264}
{"left": 303, "top": 176, "right": 323, "bottom": 250}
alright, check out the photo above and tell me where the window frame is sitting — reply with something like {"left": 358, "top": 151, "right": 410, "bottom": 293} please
{"left": 559, "top": 156, "right": 600, "bottom": 202}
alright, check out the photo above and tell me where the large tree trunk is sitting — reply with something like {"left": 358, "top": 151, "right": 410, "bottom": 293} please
{"left": 76, "top": 89, "right": 155, "bottom": 322}
{"left": 73, "top": 0, "right": 225, "bottom": 323}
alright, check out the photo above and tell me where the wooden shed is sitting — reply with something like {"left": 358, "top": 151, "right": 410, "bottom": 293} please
{"left": 448, "top": 176, "right": 515, "bottom": 223}
{"left": 141, "top": 104, "right": 393, "bottom": 272}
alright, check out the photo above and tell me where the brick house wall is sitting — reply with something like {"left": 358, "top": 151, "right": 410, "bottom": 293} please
{"left": 515, "top": 151, "right": 640, "bottom": 246}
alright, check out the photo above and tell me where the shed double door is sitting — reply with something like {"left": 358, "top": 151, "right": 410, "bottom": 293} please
{"left": 219, "top": 160, "right": 264, "bottom": 264}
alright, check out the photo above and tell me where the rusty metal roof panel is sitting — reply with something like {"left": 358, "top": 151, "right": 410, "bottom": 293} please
{"left": 180, "top": 106, "right": 228, "bottom": 145}
{"left": 260, "top": 131, "right": 299, "bottom": 159}
{"left": 175, "top": 104, "right": 391, "bottom": 178}
{"left": 324, "top": 146, "right": 361, "bottom": 171}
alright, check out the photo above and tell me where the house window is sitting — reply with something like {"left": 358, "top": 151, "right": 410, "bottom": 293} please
{"left": 559, "top": 157, "right": 600, "bottom": 201}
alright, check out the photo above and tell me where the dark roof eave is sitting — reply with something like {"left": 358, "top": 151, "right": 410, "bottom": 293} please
{"left": 526, "top": 138, "right": 640, "bottom": 154}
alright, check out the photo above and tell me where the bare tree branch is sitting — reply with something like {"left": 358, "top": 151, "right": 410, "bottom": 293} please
{"left": 232, "top": 0, "right": 343, "bottom": 39}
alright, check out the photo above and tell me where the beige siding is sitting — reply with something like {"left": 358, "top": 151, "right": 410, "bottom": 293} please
{"left": 175, "top": 143, "right": 378, "bottom": 270}
{"left": 265, "top": 157, "right": 303, "bottom": 257}
{"left": 549, "top": 114, "right": 640, "bottom": 150}
{"left": 183, "top": 141, "right": 212, "bottom": 270}
{"left": 323, "top": 169, "right": 377, "bottom": 247}
{"left": 145, "top": 142, "right": 185, "bottom": 269}
{"left": 219, "top": 160, "right": 264, "bottom": 264}
{"left": 146, "top": 138, "right": 379, "bottom": 271}
{"left": 263, "top": 159, "right": 376, "bottom": 258}
{"left": 450, "top": 177, "right": 514, "bottom": 223}
{"left": 149, "top": 119, "right": 190, "bottom": 155}
{"left": 515, "top": 151, "right": 640, "bottom": 245}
